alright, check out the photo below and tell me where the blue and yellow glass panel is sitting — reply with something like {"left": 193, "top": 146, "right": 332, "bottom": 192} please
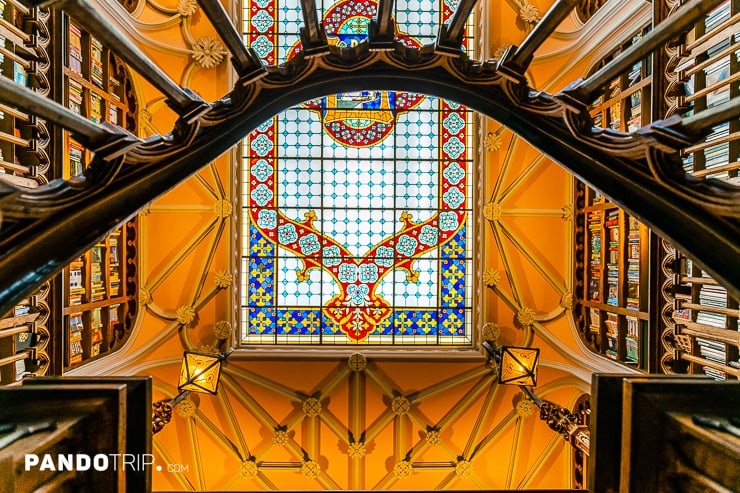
{"left": 242, "top": 0, "right": 474, "bottom": 344}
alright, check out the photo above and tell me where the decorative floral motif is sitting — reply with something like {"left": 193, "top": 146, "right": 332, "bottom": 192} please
{"left": 213, "top": 200, "right": 232, "bottom": 218}
{"left": 191, "top": 37, "right": 227, "bottom": 69}
{"left": 240, "top": 460, "right": 259, "bottom": 478}
{"left": 347, "top": 284, "right": 369, "bottom": 305}
{"left": 199, "top": 343, "right": 219, "bottom": 353}
{"left": 443, "top": 162, "right": 465, "bottom": 184}
{"left": 251, "top": 159, "right": 273, "bottom": 182}
{"left": 561, "top": 203, "right": 574, "bottom": 221}
{"left": 391, "top": 396, "right": 411, "bottom": 416}
{"left": 176, "top": 396, "right": 196, "bottom": 418}
{"left": 359, "top": 264, "right": 378, "bottom": 283}
{"left": 139, "top": 287, "right": 153, "bottom": 306}
{"left": 257, "top": 210, "right": 277, "bottom": 229}
{"left": 250, "top": 184, "right": 273, "bottom": 207}
{"left": 560, "top": 292, "right": 574, "bottom": 310}
{"left": 301, "top": 460, "right": 321, "bottom": 478}
{"left": 339, "top": 264, "right": 358, "bottom": 283}
{"left": 455, "top": 459, "right": 472, "bottom": 479}
{"left": 347, "top": 353, "right": 367, "bottom": 372}
{"left": 419, "top": 225, "right": 438, "bottom": 247}
{"left": 485, "top": 131, "right": 502, "bottom": 151}
{"left": 481, "top": 322, "right": 500, "bottom": 343}
{"left": 303, "top": 397, "right": 322, "bottom": 417}
{"left": 177, "top": 0, "right": 197, "bottom": 16}
{"left": 273, "top": 428, "right": 289, "bottom": 445}
{"left": 347, "top": 440, "right": 367, "bottom": 458}
{"left": 519, "top": 1, "right": 540, "bottom": 24}
{"left": 516, "top": 306, "right": 537, "bottom": 327}
{"left": 483, "top": 202, "right": 502, "bottom": 221}
{"left": 299, "top": 233, "right": 320, "bottom": 255}
{"left": 396, "top": 235, "right": 418, "bottom": 257}
{"left": 393, "top": 460, "right": 412, "bottom": 478}
{"left": 213, "top": 320, "right": 232, "bottom": 340}
{"left": 483, "top": 269, "right": 501, "bottom": 287}
{"left": 375, "top": 246, "right": 394, "bottom": 266}
{"left": 250, "top": 134, "right": 273, "bottom": 156}
{"left": 515, "top": 394, "right": 537, "bottom": 418}
{"left": 425, "top": 429, "right": 441, "bottom": 446}
{"left": 322, "top": 246, "right": 341, "bottom": 266}
{"left": 439, "top": 211, "right": 459, "bottom": 231}
{"left": 442, "top": 136, "right": 465, "bottom": 159}
{"left": 214, "top": 270, "right": 232, "bottom": 288}
{"left": 277, "top": 224, "right": 298, "bottom": 244}
{"left": 443, "top": 113, "right": 465, "bottom": 135}
{"left": 443, "top": 187, "right": 465, "bottom": 209}
{"left": 176, "top": 305, "right": 196, "bottom": 326}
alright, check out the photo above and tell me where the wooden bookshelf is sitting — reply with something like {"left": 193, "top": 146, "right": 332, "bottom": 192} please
{"left": 57, "top": 14, "right": 138, "bottom": 371}
{"left": 589, "top": 26, "right": 652, "bottom": 133}
{"left": 62, "top": 230, "right": 131, "bottom": 369}
{"left": 661, "top": 1, "right": 740, "bottom": 381}
{"left": 576, "top": 187, "right": 651, "bottom": 369}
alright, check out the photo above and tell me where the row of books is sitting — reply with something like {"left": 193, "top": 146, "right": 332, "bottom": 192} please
{"left": 90, "top": 244, "right": 106, "bottom": 302}
{"left": 605, "top": 210, "right": 619, "bottom": 306}
{"left": 68, "top": 23, "right": 83, "bottom": 75}
{"left": 68, "top": 256, "right": 85, "bottom": 305}
{"left": 626, "top": 216, "right": 640, "bottom": 310}
{"left": 91, "top": 36, "right": 104, "bottom": 88}
{"left": 588, "top": 211, "right": 602, "bottom": 302}
{"left": 67, "top": 305, "right": 121, "bottom": 366}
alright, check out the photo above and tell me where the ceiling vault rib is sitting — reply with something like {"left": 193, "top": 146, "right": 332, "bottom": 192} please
{"left": 505, "top": 417, "right": 523, "bottom": 488}
{"left": 516, "top": 434, "right": 562, "bottom": 489}
{"left": 488, "top": 219, "right": 524, "bottom": 307}
{"left": 153, "top": 439, "right": 195, "bottom": 490}
{"left": 499, "top": 153, "right": 546, "bottom": 202}
{"left": 462, "top": 380, "right": 500, "bottom": 457}
{"left": 490, "top": 133, "right": 519, "bottom": 203}
{"left": 147, "top": 217, "right": 219, "bottom": 292}
{"left": 186, "top": 417, "right": 206, "bottom": 490}
{"left": 217, "top": 390, "right": 251, "bottom": 461}
{"left": 497, "top": 219, "right": 566, "bottom": 294}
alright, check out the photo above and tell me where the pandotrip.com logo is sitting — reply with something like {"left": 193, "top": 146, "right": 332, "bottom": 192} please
{"left": 24, "top": 454, "right": 189, "bottom": 473}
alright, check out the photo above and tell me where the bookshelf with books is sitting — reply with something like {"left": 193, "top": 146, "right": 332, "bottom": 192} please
{"left": 62, "top": 19, "right": 128, "bottom": 179}
{"left": 575, "top": 186, "right": 651, "bottom": 369}
{"left": 658, "top": 1, "right": 740, "bottom": 381}
{"left": 56, "top": 13, "right": 138, "bottom": 371}
{"left": 62, "top": 230, "right": 134, "bottom": 369}
{"left": 589, "top": 25, "right": 652, "bottom": 134}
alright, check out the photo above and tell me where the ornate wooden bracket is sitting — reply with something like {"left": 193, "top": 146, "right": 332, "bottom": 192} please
{"left": 0, "top": 0, "right": 737, "bottom": 316}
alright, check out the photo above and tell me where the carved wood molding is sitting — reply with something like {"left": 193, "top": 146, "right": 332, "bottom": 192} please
{"left": 0, "top": 39, "right": 737, "bottom": 316}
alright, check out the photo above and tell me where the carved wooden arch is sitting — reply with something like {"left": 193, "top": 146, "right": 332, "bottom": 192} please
{"left": 0, "top": 40, "right": 737, "bottom": 316}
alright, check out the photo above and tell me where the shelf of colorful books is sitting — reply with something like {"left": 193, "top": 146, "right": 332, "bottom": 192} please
{"left": 589, "top": 26, "right": 652, "bottom": 134}
{"left": 62, "top": 229, "right": 131, "bottom": 370}
{"left": 577, "top": 185, "right": 650, "bottom": 369}
{"left": 56, "top": 14, "right": 138, "bottom": 371}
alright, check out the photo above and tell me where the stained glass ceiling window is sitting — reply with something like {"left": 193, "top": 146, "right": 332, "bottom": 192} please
{"left": 241, "top": 0, "right": 475, "bottom": 345}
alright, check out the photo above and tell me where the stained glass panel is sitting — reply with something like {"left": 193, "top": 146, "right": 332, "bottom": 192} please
{"left": 242, "top": 0, "right": 475, "bottom": 344}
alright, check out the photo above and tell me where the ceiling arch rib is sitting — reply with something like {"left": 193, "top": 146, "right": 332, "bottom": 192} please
{"left": 0, "top": 0, "right": 737, "bottom": 318}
